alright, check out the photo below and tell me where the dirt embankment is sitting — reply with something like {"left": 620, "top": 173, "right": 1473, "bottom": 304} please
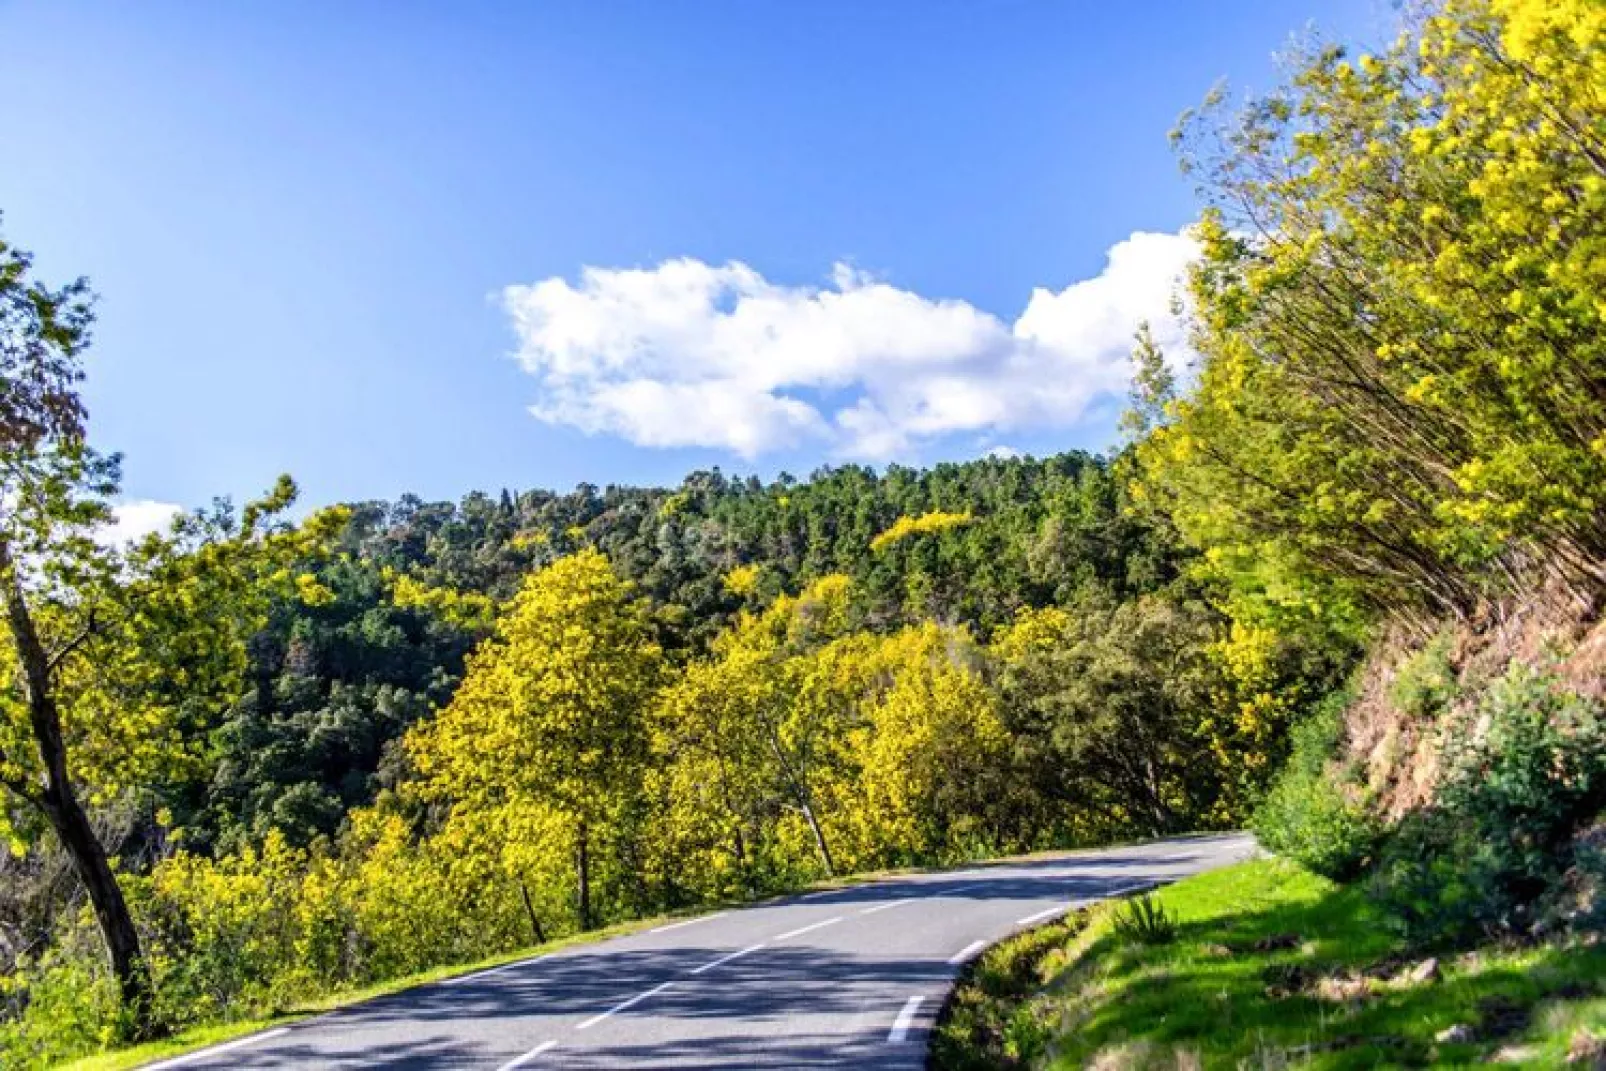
{"left": 1343, "top": 587, "right": 1605, "bottom": 824}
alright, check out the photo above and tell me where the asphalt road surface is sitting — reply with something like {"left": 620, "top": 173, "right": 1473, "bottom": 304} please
{"left": 147, "top": 833, "right": 1255, "bottom": 1070}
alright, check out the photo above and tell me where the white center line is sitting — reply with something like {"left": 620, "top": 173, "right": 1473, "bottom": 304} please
{"left": 143, "top": 1027, "right": 293, "bottom": 1069}
{"left": 690, "top": 942, "right": 765, "bottom": 975}
{"left": 444, "top": 956, "right": 544, "bottom": 986}
{"left": 943, "top": 883, "right": 985, "bottom": 896}
{"left": 647, "top": 911, "right": 730, "bottom": 935}
{"left": 1016, "top": 904, "right": 1067, "bottom": 926}
{"left": 496, "top": 1039, "right": 557, "bottom": 1069}
{"left": 773, "top": 915, "right": 842, "bottom": 941}
{"left": 887, "top": 995, "right": 924, "bottom": 1043}
{"left": 860, "top": 897, "right": 912, "bottom": 915}
{"left": 948, "top": 940, "right": 989, "bottom": 965}
{"left": 576, "top": 981, "right": 675, "bottom": 1031}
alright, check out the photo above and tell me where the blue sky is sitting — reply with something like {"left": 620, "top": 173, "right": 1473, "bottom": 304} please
{"left": 0, "top": 1, "right": 1389, "bottom": 520}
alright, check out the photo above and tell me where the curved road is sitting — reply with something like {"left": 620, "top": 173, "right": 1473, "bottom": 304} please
{"left": 147, "top": 833, "right": 1254, "bottom": 1070}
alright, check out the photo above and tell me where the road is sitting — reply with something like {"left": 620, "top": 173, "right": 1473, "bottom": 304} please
{"left": 148, "top": 833, "right": 1255, "bottom": 1070}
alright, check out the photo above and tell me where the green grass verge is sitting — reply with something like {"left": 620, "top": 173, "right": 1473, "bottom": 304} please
{"left": 932, "top": 858, "right": 1606, "bottom": 1069}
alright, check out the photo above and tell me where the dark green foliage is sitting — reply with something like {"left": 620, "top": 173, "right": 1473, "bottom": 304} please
{"left": 180, "top": 556, "right": 475, "bottom": 853}
{"left": 1255, "top": 687, "right": 1381, "bottom": 882}
{"left": 1373, "top": 666, "right": 1606, "bottom": 943}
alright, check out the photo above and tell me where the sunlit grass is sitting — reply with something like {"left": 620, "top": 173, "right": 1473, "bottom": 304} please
{"left": 936, "top": 858, "right": 1605, "bottom": 1069}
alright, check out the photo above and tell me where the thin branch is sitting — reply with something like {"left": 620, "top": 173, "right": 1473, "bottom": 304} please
{"left": 46, "top": 608, "right": 98, "bottom": 676}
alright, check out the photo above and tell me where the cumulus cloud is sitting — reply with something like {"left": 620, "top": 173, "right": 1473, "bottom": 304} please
{"left": 99, "top": 500, "right": 183, "bottom": 546}
{"left": 502, "top": 230, "right": 1196, "bottom": 459}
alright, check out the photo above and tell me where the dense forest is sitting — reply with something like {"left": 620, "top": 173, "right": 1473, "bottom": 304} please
{"left": 3, "top": 0, "right": 1603, "bottom": 1065}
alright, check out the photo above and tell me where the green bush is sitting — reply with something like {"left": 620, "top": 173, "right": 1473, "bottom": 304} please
{"left": 1387, "top": 631, "right": 1458, "bottom": 720}
{"left": 0, "top": 954, "right": 122, "bottom": 1071}
{"left": 1254, "top": 689, "right": 1380, "bottom": 881}
{"left": 1374, "top": 666, "right": 1606, "bottom": 943}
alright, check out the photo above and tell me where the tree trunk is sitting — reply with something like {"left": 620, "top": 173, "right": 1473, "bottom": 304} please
{"left": 799, "top": 800, "right": 836, "bottom": 878}
{"left": 518, "top": 879, "right": 546, "bottom": 945}
{"left": 760, "top": 724, "right": 836, "bottom": 877}
{"left": 575, "top": 821, "right": 593, "bottom": 930}
{"left": 0, "top": 540, "right": 158, "bottom": 1039}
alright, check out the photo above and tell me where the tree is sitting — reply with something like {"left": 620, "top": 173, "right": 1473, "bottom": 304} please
{"left": 407, "top": 550, "right": 663, "bottom": 930}
{"left": 0, "top": 223, "right": 322, "bottom": 1038}
{"left": 1141, "top": 0, "right": 1606, "bottom": 628}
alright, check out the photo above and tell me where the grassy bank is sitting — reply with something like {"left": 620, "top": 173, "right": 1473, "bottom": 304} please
{"left": 933, "top": 858, "right": 1605, "bottom": 1069}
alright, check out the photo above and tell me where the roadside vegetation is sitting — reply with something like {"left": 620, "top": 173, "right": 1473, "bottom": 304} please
{"left": 933, "top": 858, "right": 1605, "bottom": 1069}
{"left": 2, "top": 0, "right": 1602, "bottom": 1066}
{"left": 937, "top": 1, "right": 1606, "bottom": 1066}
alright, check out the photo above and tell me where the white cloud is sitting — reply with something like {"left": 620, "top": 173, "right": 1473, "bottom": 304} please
{"left": 99, "top": 500, "right": 182, "bottom": 546}
{"left": 985, "top": 444, "right": 1023, "bottom": 460}
{"left": 502, "top": 230, "right": 1196, "bottom": 460}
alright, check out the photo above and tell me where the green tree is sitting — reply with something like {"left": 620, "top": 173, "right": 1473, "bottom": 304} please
{"left": 407, "top": 549, "right": 663, "bottom": 929}
{"left": 1141, "top": 0, "right": 1606, "bottom": 628}
{"left": 0, "top": 223, "right": 320, "bottom": 1038}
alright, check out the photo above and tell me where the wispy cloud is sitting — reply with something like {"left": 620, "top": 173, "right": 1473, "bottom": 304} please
{"left": 501, "top": 230, "right": 1196, "bottom": 460}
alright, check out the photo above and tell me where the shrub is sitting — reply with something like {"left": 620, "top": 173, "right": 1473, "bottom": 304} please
{"left": 1387, "top": 631, "right": 1458, "bottom": 720}
{"left": 1254, "top": 689, "right": 1380, "bottom": 881}
{"left": 1373, "top": 666, "right": 1606, "bottom": 943}
{"left": 0, "top": 952, "right": 122, "bottom": 1071}
{"left": 1112, "top": 893, "right": 1177, "bottom": 945}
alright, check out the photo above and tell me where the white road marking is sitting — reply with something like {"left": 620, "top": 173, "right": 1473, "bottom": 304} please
{"left": 496, "top": 1039, "right": 557, "bottom": 1069}
{"left": 690, "top": 943, "right": 765, "bottom": 975}
{"left": 444, "top": 956, "right": 544, "bottom": 986}
{"left": 943, "top": 883, "right": 984, "bottom": 896}
{"left": 887, "top": 995, "right": 924, "bottom": 1043}
{"left": 577, "top": 981, "right": 675, "bottom": 1031}
{"left": 773, "top": 915, "right": 843, "bottom": 941}
{"left": 1017, "top": 881, "right": 1158, "bottom": 926}
{"left": 143, "top": 1027, "right": 293, "bottom": 1069}
{"left": 798, "top": 888, "right": 839, "bottom": 900}
{"left": 948, "top": 940, "right": 989, "bottom": 965}
{"left": 648, "top": 911, "right": 729, "bottom": 935}
{"left": 860, "top": 897, "right": 912, "bottom": 915}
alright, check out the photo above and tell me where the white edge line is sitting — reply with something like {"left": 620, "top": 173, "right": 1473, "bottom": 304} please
{"left": 860, "top": 897, "right": 912, "bottom": 915}
{"left": 444, "top": 955, "right": 544, "bottom": 986}
{"left": 948, "top": 939, "right": 989, "bottom": 965}
{"left": 142, "top": 1026, "right": 293, "bottom": 1069}
{"left": 576, "top": 980, "right": 674, "bottom": 1031}
{"left": 944, "top": 883, "right": 984, "bottom": 896}
{"left": 496, "top": 1039, "right": 557, "bottom": 1070}
{"left": 1016, "top": 881, "right": 1158, "bottom": 927}
{"left": 798, "top": 888, "right": 838, "bottom": 900}
{"left": 887, "top": 995, "right": 924, "bottom": 1043}
{"left": 773, "top": 915, "right": 843, "bottom": 941}
{"left": 689, "top": 942, "right": 765, "bottom": 975}
{"left": 1016, "top": 904, "right": 1066, "bottom": 926}
{"left": 648, "top": 910, "right": 730, "bottom": 934}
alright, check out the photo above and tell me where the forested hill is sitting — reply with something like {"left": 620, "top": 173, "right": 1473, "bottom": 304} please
{"left": 196, "top": 451, "right": 1181, "bottom": 854}
{"left": 341, "top": 452, "right": 1169, "bottom": 632}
